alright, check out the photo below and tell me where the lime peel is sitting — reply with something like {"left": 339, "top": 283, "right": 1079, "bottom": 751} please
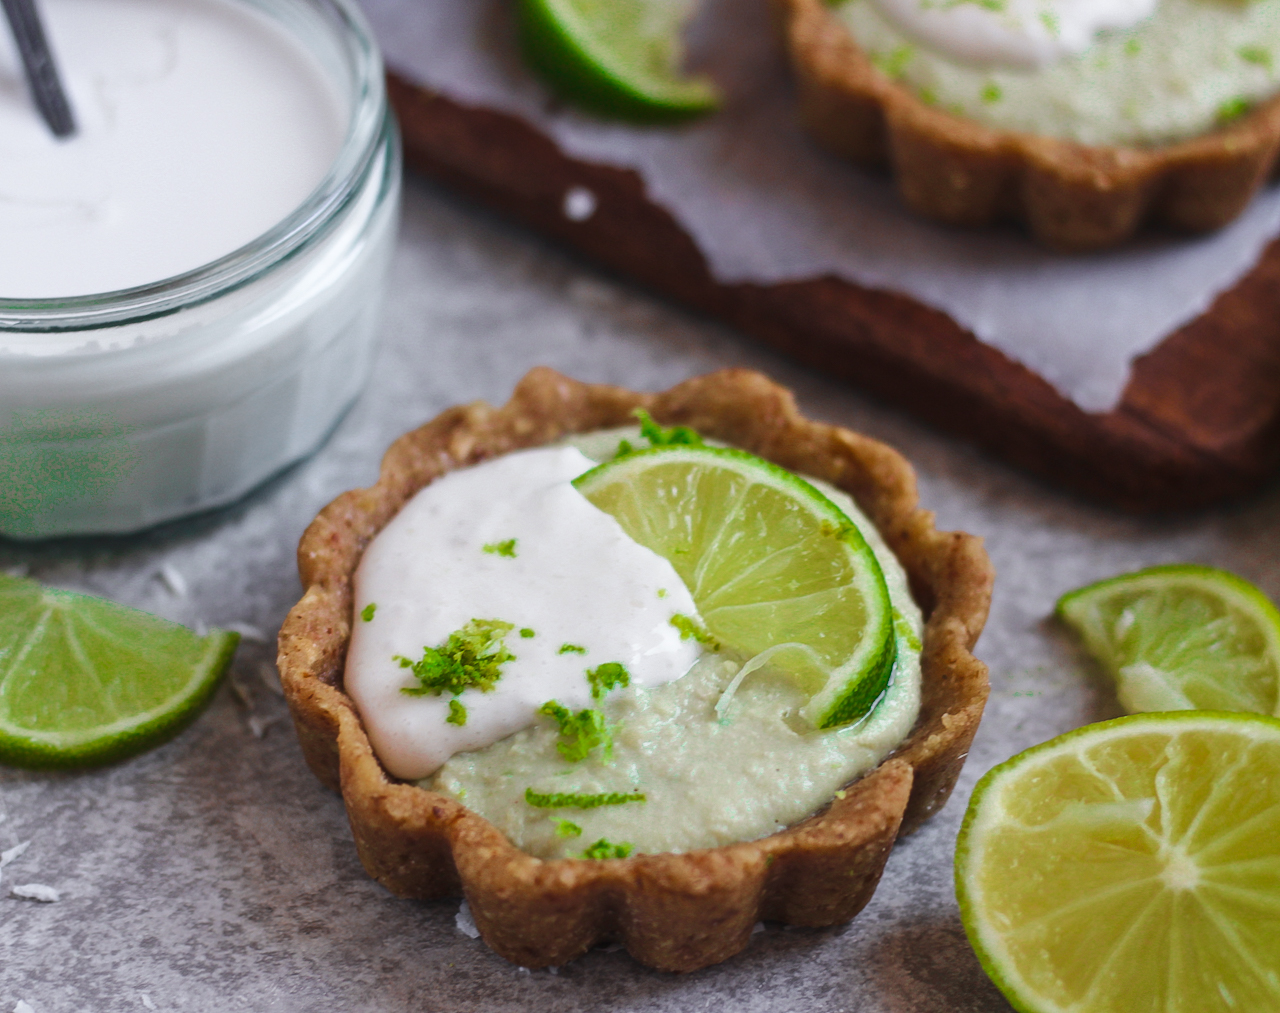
{"left": 573, "top": 444, "right": 896, "bottom": 729}
{"left": 956, "top": 711, "right": 1280, "bottom": 1013}
{"left": 517, "top": 0, "right": 720, "bottom": 122}
{"left": 0, "top": 573, "right": 239, "bottom": 768}
{"left": 1057, "top": 564, "right": 1280, "bottom": 718}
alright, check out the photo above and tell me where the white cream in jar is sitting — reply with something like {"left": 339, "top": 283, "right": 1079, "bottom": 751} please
{"left": 0, "top": 0, "right": 400, "bottom": 538}
{"left": 0, "top": 0, "right": 344, "bottom": 298}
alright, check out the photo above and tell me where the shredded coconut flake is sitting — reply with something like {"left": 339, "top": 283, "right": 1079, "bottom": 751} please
{"left": 15, "top": 1001, "right": 35, "bottom": 1013}
{"left": 140, "top": 994, "right": 157, "bottom": 1010}
{"left": 563, "top": 186, "right": 597, "bottom": 222}
{"left": 12, "top": 883, "right": 59, "bottom": 902}
{"left": 247, "top": 715, "right": 283, "bottom": 739}
{"left": 228, "top": 675, "right": 254, "bottom": 710}
{"left": 455, "top": 900, "right": 480, "bottom": 938}
{"left": 258, "top": 662, "right": 285, "bottom": 697}
{"left": 1, "top": 841, "right": 30, "bottom": 867}
{"left": 158, "top": 565, "right": 188, "bottom": 598}
{"left": 226, "top": 621, "right": 269, "bottom": 643}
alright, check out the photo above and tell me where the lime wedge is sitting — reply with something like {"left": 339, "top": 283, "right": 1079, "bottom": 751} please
{"left": 573, "top": 446, "right": 895, "bottom": 728}
{"left": 1057, "top": 565, "right": 1280, "bottom": 717}
{"left": 0, "top": 573, "right": 238, "bottom": 768}
{"left": 956, "top": 711, "right": 1280, "bottom": 1013}
{"left": 517, "top": 0, "right": 720, "bottom": 122}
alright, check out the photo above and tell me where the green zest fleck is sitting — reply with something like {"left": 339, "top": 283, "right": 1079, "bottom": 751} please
{"left": 1124, "top": 37, "right": 1141, "bottom": 55}
{"left": 554, "top": 818, "right": 583, "bottom": 838}
{"left": 1039, "top": 10, "right": 1059, "bottom": 37}
{"left": 581, "top": 839, "right": 633, "bottom": 860}
{"left": 447, "top": 699, "right": 467, "bottom": 726}
{"left": 538, "top": 700, "right": 613, "bottom": 762}
{"left": 520, "top": 628, "right": 536, "bottom": 639}
{"left": 657, "top": 588, "right": 667, "bottom": 599}
{"left": 617, "top": 410, "right": 704, "bottom": 457}
{"left": 1240, "top": 45, "right": 1272, "bottom": 68}
{"left": 361, "top": 603, "right": 377, "bottom": 622}
{"left": 1219, "top": 96, "right": 1251, "bottom": 123}
{"left": 670, "top": 613, "right": 717, "bottom": 648}
{"left": 918, "top": 86, "right": 938, "bottom": 106}
{"left": 893, "top": 609, "right": 923, "bottom": 653}
{"left": 980, "top": 83, "right": 1002, "bottom": 105}
{"left": 587, "top": 662, "right": 630, "bottom": 700}
{"left": 397, "top": 618, "right": 516, "bottom": 697}
{"left": 558, "top": 643, "right": 587, "bottom": 655}
{"left": 483, "top": 538, "right": 518, "bottom": 558}
{"left": 872, "top": 45, "right": 913, "bottom": 79}
{"left": 525, "top": 787, "right": 646, "bottom": 809}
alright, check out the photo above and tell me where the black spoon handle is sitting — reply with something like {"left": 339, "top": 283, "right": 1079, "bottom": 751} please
{"left": 1, "top": 0, "right": 75, "bottom": 138}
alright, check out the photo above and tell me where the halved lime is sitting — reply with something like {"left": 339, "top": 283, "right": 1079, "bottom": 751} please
{"left": 956, "top": 711, "right": 1280, "bottom": 1013}
{"left": 0, "top": 573, "right": 239, "bottom": 768}
{"left": 573, "top": 446, "right": 895, "bottom": 728}
{"left": 517, "top": 0, "right": 719, "bottom": 122}
{"left": 1057, "top": 565, "right": 1280, "bottom": 717}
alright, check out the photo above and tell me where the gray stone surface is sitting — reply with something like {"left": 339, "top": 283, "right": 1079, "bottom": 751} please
{"left": 4, "top": 176, "right": 1280, "bottom": 1011}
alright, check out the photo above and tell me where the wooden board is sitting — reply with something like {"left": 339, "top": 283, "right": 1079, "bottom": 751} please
{"left": 387, "top": 71, "right": 1280, "bottom": 513}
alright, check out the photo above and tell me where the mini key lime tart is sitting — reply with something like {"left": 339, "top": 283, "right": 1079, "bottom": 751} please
{"left": 277, "top": 368, "right": 992, "bottom": 971}
{"left": 775, "top": 0, "right": 1280, "bottom": 249}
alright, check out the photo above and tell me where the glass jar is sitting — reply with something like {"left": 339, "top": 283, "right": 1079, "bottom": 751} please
{"left": 0, "top": 0, "right": 401, "bottom": 539}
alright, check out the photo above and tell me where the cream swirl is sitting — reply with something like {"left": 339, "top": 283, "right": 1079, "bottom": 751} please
{"left": 869, "top": 0, "right": 1158, "bottom": 70}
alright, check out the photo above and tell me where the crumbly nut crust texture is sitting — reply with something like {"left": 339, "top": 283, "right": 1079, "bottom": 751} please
{"left": 776, "top": 0, "right": 1280, "bottom": 251}
{"left": 277, "top": 367, "right": 993, "bottom": 972}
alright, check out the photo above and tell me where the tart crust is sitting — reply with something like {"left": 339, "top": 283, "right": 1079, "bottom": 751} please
{"left": 277, "top": 368, "right": 993, "bottom": 972}
{"left": 775, "top": 0, "right": 1280, "bottom": 251}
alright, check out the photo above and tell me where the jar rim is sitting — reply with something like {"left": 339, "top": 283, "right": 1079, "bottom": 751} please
{"left": 0, "top": 0, "right": 386, "bottom": 334}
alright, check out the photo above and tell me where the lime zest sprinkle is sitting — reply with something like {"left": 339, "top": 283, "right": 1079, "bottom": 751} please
{"left": 587, "top": 661, "right": 630, "bottom": 701}
{"left": 872, "top": 45, "right": 914, "bottom": 79}
{"left": 557, "top": 643, "right": 587, "bottom": 655}
{"left": 893, "top": 608, "right": 922, "bottom": 653}
{"left": 980, "top": 83, "right": 1002, "bottom": 105}
{"left": 1240, "top": 45, "right": 1271, "bottom": 68}
{"left": 670, "top": 613, "right": 718, "bottom": 648}
{"left": 1040, "top": 10, "right": 1060, "bottom": 36}
{"left": 520, "top": 628, "right": 536, "bottom": 639}
{"left": 360, "top": 603, "right": 376, "bottom": 622}
{"left": 397, "top": 618, "right": 515, "bottom": 697}
{"left": 1124, "top": 36, "right": 1141, "bottom": 55}
{"left": 483, "top": 538, "right": 518, "bottom": 558}
{"left": 657, "top": 588, "right": 667, "bottom": 599}
{"left": 554, "top": 818, "right": 583, "bottom": 838}
{"left": 524, "top": 787, "right": 646, "bottom": 809}
{"left": 538, "top": 700, "right": 613, "bottom": 762}
{"left": 581, "top": 838, "right": 633, "bottom": 860}
{"left": 1219, "top": 96, "right": 1251, "bottom": 122}
{"left": 617, "top": 409, "right": 704, "bottom": 457}
{"left": 446, "top": 699, "right": 467, "bottom": 726}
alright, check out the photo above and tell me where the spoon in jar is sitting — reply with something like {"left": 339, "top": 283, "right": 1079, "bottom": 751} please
{"left": 2, "top": 0, "right": 75, "bottom": 137}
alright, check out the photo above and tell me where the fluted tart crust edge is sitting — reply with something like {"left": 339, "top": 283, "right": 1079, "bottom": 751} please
{"left": 277, "top": 367, "right": 993, "bottom": 972}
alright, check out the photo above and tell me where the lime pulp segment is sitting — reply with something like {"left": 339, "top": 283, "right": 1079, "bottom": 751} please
{"left": 573, "top": 445, "right": 896, "bottom": 728}
{"left": 956, "top": 711, "right": 1280, "bottom": 1013}
{"left": 1057, "top": 564, "right": 1280, "bottom": 717}
{"left": 517, "top": 0, "right": 719, "bottom": 121}
{"left": 0, "top": 573, "right": 238, "bottom": 767}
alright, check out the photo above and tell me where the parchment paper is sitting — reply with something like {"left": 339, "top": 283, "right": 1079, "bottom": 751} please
{"left": 358, "top": 0, "right": 1280, "bottom": 413}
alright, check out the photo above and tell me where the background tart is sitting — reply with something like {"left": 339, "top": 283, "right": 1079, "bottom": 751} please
{"left": 775, "top": 0, "right": 1280, "bottom": 251}
{"left": 276, "top": 367, "right": 993, "bottom": 972}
